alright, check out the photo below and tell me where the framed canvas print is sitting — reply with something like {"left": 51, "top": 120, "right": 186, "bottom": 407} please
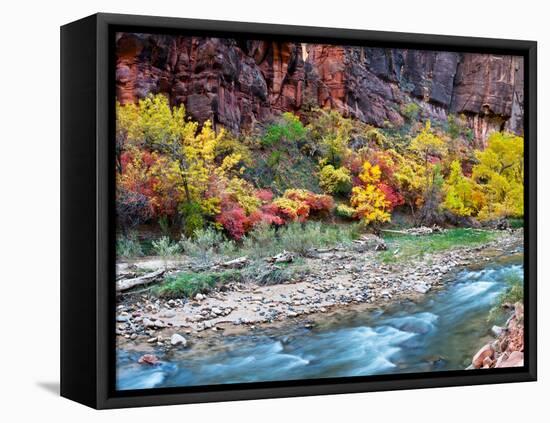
{"left": 60, "top": 13, "right": 537, "bottom": 409}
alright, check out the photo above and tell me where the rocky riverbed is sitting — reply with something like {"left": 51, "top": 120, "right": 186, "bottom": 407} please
{"left": 115, "top": 230, "right": 523, "bottom": 353}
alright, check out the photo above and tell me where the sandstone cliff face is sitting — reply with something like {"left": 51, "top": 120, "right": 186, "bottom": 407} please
{"left": 116, "top": 32, "right": 524, "bottom": 146}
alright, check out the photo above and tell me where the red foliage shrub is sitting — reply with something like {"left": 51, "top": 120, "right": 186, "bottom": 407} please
{"left": 378, "top": 182, "right": 405, "bottom": 210}
{"left": 216, "top": 203, "right": 248, "bottom": 240}
{"left": 249, "top": 206, "right": 285, "bottom": 227}
{"left": 369, "top": 151, "right": 396, "bottom": 181}
{"left": 255, "top": 189, "right": 274, "bottom": 203}
{"left": 283, "top": 189, "right": 334, "bottom": 214}
{"left": 342, "top": 154, "right": 363, "bottom": 176}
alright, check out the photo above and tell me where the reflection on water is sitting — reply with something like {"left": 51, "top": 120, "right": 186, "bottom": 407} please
{"left": 117, "top": 257, "right": 523, "bottom": 390}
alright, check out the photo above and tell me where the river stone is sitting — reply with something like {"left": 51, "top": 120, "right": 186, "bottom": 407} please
{"left": 414, "top": 283, "right": 430, "bottom": 294}
{"left": 160, "top": 310, "right": 176, "bottom": 318}
{"left": 138, "top": 354, "right": 160, "bottom": 365}
{"left": 491, "top": 325, "right": 504, "bottom": 337}
{"left": 170, "top": 333, "right": 188, "bottom": 347}
{"left": 496, "top": 351, "right": 524, "bottom": 368}
{"left": 472, "top": 343, "right": 494, "bottom": 368}
{"left": 143, "top": 318, "right": 156, "bottom": 328}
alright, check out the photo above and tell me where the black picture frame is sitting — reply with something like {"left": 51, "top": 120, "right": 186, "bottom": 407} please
{"left": 60, "top": 12, "right": 537, "bottom": 409}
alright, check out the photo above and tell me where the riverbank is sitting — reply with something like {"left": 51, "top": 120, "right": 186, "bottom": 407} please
{"left": 116, "top": 228, "right": 523, "bottom": 353}
{"left": 469, "top": 301, "right": 524, "bottom": 369}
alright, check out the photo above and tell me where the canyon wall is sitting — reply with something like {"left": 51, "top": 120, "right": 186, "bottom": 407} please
{"left": 116, "top": 32, "right": 524, "bottom": 146}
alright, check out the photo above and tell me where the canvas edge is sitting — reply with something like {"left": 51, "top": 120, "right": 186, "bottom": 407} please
{"left": 59, "top": 12, "right": 537, "bottom": 410}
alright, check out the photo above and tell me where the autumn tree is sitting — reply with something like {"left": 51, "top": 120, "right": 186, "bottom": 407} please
{"left": 308, "top": 109, "right": 353, "bottom": 166}
{"left": 472, "top": 132, "right": 524, "bottom": 219}
{"left": 350, "top": 162, "right": 391, "bottom": 225}
{"left": 318, "top": 164, "right": 352, "bottom": 194}
{"left": 409, "top": 120, "right": 447, "bottom": 170}
{"left": 443, "top": 160, "right": 485, "bottom": 217}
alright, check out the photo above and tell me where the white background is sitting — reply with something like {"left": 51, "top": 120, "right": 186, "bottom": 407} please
{"left": 0, "top": 0, "right": 546, "bottom": 420}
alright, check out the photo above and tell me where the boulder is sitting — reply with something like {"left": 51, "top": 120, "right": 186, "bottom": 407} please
{"left": 170, "top": 333, "right": 188, "bottom": 347}
{"left": 472, "top": 343, "right": 494, "bottom": 368}
{"left": 496, "top": 351, "right": 524, "bottom": 368}
{"left": 138, "top": 354, "right": 160, "bottom": 365}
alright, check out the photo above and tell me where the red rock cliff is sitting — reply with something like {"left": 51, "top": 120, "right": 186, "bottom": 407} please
{"left": 116, "top": 32, "right": 524, "bottom": 145}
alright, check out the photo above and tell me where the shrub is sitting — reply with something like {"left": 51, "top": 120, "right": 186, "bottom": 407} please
{"left": 156, "top": 270, "right": 242, "bottom": 298}
{"left": 278, "top": 222, "right": 321, "bottom": 255}
{"left": 500, "top": 274, "right": 524, "bottom": 304}
{"left": 284, "top": 189, "right": 334, "bottom": 213}
{"left": 401, "top": 102, "right": 420, "bottom": 122}
{"left": 248, "top": 205, "right": 285, "bottom": 227}
{"left": 213, "top": 137, "right": 253, "bottom": 170}
{"left": 180, "top": 227, "right": 224, "bottom": 265}
{"left": 307, "top": 108, "right": 353, "bottom": 166}
{"left": 116, "top": 187, "right": 153, "bottom": 229}
{"left": 179, "top": 201, "right": 204, "bottom": 238}
{"left": 116, "top": 232, "right": 144, "bottom": 258}
{"left": 151, "top": 236, "right": 181, "bottom": 257}
{"left": 319, "top": 165, "right": 352, "bottom": 194}
{"left": 242, "top": 259, "right": 310, "bottom": 286}
{"left": 335, "top": 204, "right": 357, "bottom": 219}
{"left": 242, "top": 223, "right": 279, "bottom": 258}
{"left": 255, "top": 189, "right": 274, "bottom": 203}
{"left": 488, "top": 273, "right": 524, "bottom": 322}
{"left": 224, "top": 177, "right": 261, "bottom": 214}
{"left": 216, "top": 205, "right": 248, "bottom": 240}
{"left": 272, "top": 197, "right": 310, "bottom": 222}
{"left": 262, "top": 113, "right": 307, "bottom": 147}
{"left": 378, "top": 182, "right": 405, "bottom": 210}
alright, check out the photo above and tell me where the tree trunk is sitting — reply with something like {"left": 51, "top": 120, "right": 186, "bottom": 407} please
{"left": 116, "top": 269, "right": 165, "bottom": 292}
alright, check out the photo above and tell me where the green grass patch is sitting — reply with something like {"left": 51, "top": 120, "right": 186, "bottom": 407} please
{"left": 378, "top": 228, "right": 498, "bottom": 263}
{"left": 242, "top": 257, "right": 310, "bottom": 286}
{"left": 488, "top": 273, "right": 524, "bottom": 322}
{"left": 155, "top": 270, "right": 242, "bottom": 298}
{"left": 507, "top": 218, "right": 524, "bottom": 229}
{"left": 242, "top": 221, "right": 362, "bottom": 258}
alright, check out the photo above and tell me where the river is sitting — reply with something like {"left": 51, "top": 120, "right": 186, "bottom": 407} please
{"left": 116, "top": 252, "right": 523, "bottom": 390}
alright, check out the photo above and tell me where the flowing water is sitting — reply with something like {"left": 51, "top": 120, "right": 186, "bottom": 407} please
{"left": 116, "top": 253, "right": 523, "bottom": 390}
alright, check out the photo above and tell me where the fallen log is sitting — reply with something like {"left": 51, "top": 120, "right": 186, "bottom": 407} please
{"left": 380, "top": 229, "right": 409, "bottom": 235}
{"left": 116, "top": 268, "right": 165, "bottom": 292}
{"left": 266, "top": 251, "right": 294, "bottom": 264}
{"left": 219, "top": 256, "right": 249, "bottom": 269}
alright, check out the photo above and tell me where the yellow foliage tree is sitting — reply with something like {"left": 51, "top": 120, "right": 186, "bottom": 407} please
{"left": 350, "top": 162, "right": 391, "bottom": 224}
{"left": 472, "top": 132, "right": 524, "bottom": 219}
{"left": 443, "top": 160, "right": 485, "bottom": 216}
{"left": 117, "top": 94, "right": 243, "bottom": 214}
{"left": 409, "top": 120, "right": 447, "bottom": 167}
{"left": 308, "top": 109, "right": 353, "bottom": 166}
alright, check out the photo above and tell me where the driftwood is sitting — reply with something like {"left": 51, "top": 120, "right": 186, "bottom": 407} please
{"left": 380, "top": 229, "right": 409, "bottom": 235}
{"left": 266, "top": 251, "right": 294, "bottom": 264}
{"left": 219, "top": 256, "right": 249, "bottom": 269}
{"left": 353, "top": 234, "right": 387, "bottom": 251}
{"left": 116, "top": 269, "right": 165, "bottom": 292}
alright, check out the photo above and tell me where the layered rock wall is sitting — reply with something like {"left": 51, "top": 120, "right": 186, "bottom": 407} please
{"left": 116, "top": 32, "right": 524, "bottom": 146}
